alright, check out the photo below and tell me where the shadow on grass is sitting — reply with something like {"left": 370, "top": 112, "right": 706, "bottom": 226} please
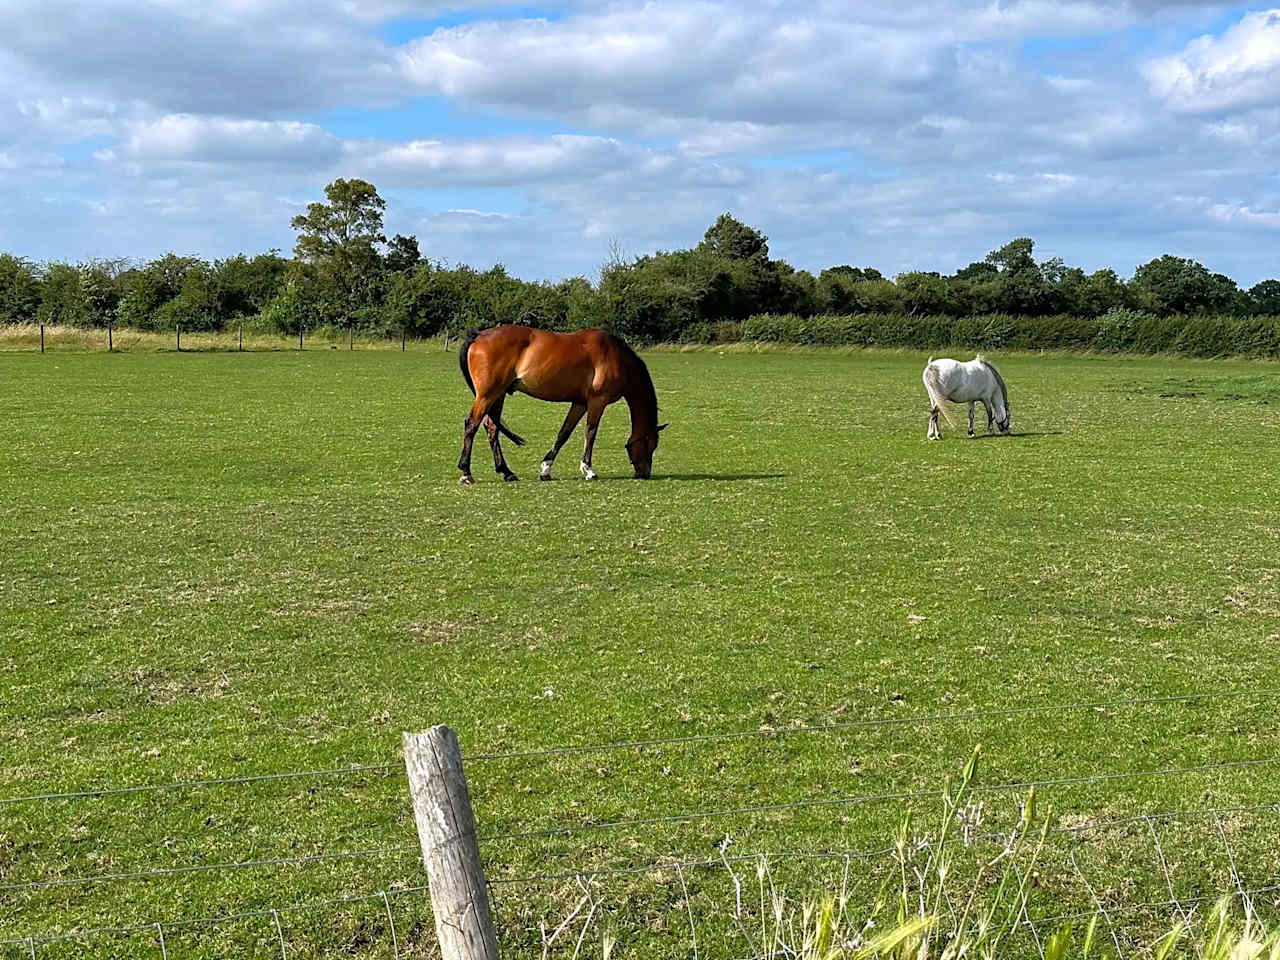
{"left": 643, "top": 472, "right": 788, "bottom": 481}
{"left": 971, "top": 431, "right": 1064, "bottom": 439}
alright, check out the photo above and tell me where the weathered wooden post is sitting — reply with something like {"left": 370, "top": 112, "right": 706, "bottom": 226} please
{"left": 108, "top": 322, "right": 113, "bottom": 352}
{"left": 40, "top": 324, "right": 44, "bottom": 353}
{"left": 349, "top": 325, "right": 354, "bottom": 350}
{"left": 299, "top": 326, "right": 303, "bottom": 350}
{"left": 403, "top": 726, "right": 499, "bottom": 960}
{"left": 402, "top": 326, "right": 407, "bottom": 351}
{"left": 176, "top": 324, "right": 181, "bottom": 351}
{"left": 239, "top": 324, "right": 244, "bottom": 351}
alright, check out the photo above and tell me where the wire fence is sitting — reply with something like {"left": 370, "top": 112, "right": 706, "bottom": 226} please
{"left": 4, "top": 686, "right": 1280, "bottom": 956}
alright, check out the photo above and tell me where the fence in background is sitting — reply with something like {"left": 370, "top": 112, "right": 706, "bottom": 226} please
{"left": 2, "top": 688, "right": 1279, "bottom": 958}
{"left": 9, "top": 324, "right": 455, "bottom": 354}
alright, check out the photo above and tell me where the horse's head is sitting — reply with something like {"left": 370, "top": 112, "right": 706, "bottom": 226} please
{"left": 625, "top": 423, "right": 667, "bottom": 479}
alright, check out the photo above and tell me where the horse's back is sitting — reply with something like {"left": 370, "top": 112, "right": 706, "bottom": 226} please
{"left": 923, "top": 357, "right": 986, "bottom": 402}
{"left": 470, "top": 325, "right": 623, "bottom": 403}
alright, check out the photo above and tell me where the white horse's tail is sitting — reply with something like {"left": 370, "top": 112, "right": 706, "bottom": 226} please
{"left": 922, "top": 361, "right": 957, "bottom": 426}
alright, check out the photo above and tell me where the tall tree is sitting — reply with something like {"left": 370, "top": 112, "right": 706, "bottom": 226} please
{"left": 290, "top": 178, "right": 387, "bottom": 328}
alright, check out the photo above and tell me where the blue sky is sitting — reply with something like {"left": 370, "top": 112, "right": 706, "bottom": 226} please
{"left": 1, "top": 1, "right": 1279, "bottom": 285}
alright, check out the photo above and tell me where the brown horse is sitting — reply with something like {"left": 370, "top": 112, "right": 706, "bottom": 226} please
{"left": 456, "top": 325, "right": 667, "bottom": 484}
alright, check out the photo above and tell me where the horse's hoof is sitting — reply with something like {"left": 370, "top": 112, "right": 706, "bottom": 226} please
{"left": 459, "top": 475, "right": 476, "bottom": 485}
{"left": 503, "top": 473, "right": 519, "bottom": 482}
{"left": 539, "top": 472, "right": 553, "bottom": 481}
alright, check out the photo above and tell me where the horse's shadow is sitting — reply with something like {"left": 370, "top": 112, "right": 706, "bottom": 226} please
{"left": 972, "top": 431, "right": 1064, "bottom": 440}
{"left": 601, "top": 472, "right": 788, "bottom": 482}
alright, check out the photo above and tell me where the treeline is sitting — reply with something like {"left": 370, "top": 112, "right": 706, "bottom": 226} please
{"left": 3, "top": 178, "right": 1279, "bottom": 355}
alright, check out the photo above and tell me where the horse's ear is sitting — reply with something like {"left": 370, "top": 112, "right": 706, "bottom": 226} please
{"left": 657, "top": 422, "right": 669, "bottom": 432}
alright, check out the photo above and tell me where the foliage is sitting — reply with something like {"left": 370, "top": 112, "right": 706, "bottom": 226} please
{"left": 0, "top": 253, "right": 41, "bottom": 324}
{"left": 4, "top": 191, "right": 1280, "bottom": 355}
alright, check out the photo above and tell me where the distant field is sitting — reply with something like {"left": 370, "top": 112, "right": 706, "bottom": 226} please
{"left": 2, "top": 347, "right": 1279, "bottom": 958}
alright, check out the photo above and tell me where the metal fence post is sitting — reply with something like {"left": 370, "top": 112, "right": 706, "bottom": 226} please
{"left": 403, "top": 726, "right": 499, "bottom": 960}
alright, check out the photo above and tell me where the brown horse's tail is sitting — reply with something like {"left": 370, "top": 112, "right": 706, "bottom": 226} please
{"left": 457, "top": 329, "right": 526, "bottom": 446}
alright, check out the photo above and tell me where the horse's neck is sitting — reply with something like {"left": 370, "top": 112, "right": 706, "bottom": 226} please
{"left": 622, "top": 364, "right": 657, "bottom": 435}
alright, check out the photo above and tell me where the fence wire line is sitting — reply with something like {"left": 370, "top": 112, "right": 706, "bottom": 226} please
{"left": 3, "top": 688, "right": 1269, "bottom": 808}
{"left": 487, "top": 799, "right": 1280, "bottom": 889}
{"left": 0, "top": 884, "right": 430, "bottom": 948}
{"left": 0, "top": 764, "right": 398, "bottom": 808}
{"left": 1038, "top": 881, "right": 1280, "bottom": 927}
{"left": 10, "top": 799, "right": 1275, "bottom": 900}
{"left": 481, "top": 755, "right": 1280, "bottom": 843}
{"left": 7, "top": 809, "right": 1280, "bottom": 948}
{"left": 0, "top": 845, "right": 421, "bottom": 894}
{"left": 462, "top": 689, "right": 1278, "bottom": 762}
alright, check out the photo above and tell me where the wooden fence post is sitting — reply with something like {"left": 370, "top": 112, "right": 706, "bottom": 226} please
{"left": 239, "top": 324, "right": 244, "bottom": 351}
{"left": 403, "top": 726, "right": 499, "bottom": 960}
{"left": 108, "top": 322, "right": 113, "bottom": 352}
{"left": 40, "top": 324, "right": 44, "bottom": 353}
{"left": 299, "top": 327, "right": 303, "bottom": 350}
{"left": 349, "top": 325, "right": 354, "bottom": 350}
{"left": 176, "top": 324, "right": 181, "bottom": 351}
{"left": 402, "top": 326, "right": 406, "bottom": 351}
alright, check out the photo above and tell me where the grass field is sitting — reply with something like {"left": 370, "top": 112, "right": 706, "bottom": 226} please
{"left": 2, "top": 345, "right": 1279, "bottom": 958}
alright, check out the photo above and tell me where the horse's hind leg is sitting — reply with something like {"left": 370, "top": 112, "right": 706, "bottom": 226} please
{"left": 540, "top": 401, "right": 587, "bottom": 480}
{"left": 928, "top": 405, "right": 941, "bottom": 440}
{"left": 967, "top": 402, "right": 975, "bottom": 438}
{"left": 484, "top": 396, "right": 518, "bottom": 481}
{"left": 458, "top": 391, "right": 501, "bottom": 484}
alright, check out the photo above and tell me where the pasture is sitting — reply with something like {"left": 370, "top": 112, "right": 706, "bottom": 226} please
{"left": 2, "top": 345, "right": 1279, "bottom": 958}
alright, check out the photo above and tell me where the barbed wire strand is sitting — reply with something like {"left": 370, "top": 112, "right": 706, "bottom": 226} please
{"left": 3, "top": 688, "right": 1270, "bottom": 807}
{"left": 480, "top": 755, "right": 1280, "bottom": 843}
{"left": 462, "top": 689, "right": 1278, "bottom": 762}
{"left": 0, "top": 884, "right": 430, "bottom": 948}
{"left": 0, "top": 845, "right": 420, "bottom": 894}
{"left": 1039, "top": 882, "right": 1280, "bottom": 927}
{"left": 0, "top": 763, "right": 397, "bottom": 807}
{"left": 486, "top": 798, "right": 1280, "bottom": 889}
{"left": 7, "top": 796, "right": 1277, "bottom": 899}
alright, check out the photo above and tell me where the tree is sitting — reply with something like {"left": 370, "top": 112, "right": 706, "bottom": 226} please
{"left": 1247, "top": 279, "right": 1280, "bottom": 315}
{"left": 384, "top": 234, "right": 421, "bottom": 274}
{"left": 290, "top": 178, "right": 387, "bottom": 328}
{"left": 0, "top": 253, "right": 41, "bottom": 324}
{"left": 1131, "top": 255, "right": 1242, "bottom": 315}
{"left": 697, "top": 213, "right": 770, "bottom": 264}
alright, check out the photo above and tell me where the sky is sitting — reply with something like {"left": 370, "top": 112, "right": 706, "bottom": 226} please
{"left": 1, "top": 1, "right": 1278, "bottom": 286}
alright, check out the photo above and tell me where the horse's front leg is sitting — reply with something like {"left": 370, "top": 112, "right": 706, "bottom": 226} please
{"left": 579, "top": 400, "right": 607, "bottom": 480}
{"left": 540, "top": 402, "right": 587, "bottom": 480}
{"left": 484, "top": 396, "right": 518, "bottom": 481}
{"left": 967, "top": 402, "right": 975, "bottom": 438}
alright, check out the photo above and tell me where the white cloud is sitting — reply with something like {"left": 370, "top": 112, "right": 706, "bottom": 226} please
{"left": 1144, "top": 9, "right": 1280, "bottom": 113}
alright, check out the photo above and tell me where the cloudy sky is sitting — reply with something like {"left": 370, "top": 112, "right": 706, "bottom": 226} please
{"left": 1, "top": 1, "right": 1278, "bottom": 285}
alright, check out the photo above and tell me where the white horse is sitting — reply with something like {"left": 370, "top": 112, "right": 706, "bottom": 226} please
{"left": 922, "top": 356, "right": 1010, "bottom": 440}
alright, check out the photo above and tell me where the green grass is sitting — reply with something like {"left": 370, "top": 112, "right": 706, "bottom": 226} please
{"left": 2, "top": 347, "right": 1279, "bottom": 958}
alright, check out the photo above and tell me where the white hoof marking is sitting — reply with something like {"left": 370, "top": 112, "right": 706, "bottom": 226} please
{"left": 580, "top": 462, "right": 598, "bottom": 481}
{"left": 540, "top": 460, "right": 553, "bottom": 479}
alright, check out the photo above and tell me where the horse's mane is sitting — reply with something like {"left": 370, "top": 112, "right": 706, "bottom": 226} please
{"left": 609, "top": 332, "right": 659, "bottom": 426}
{"left": 977, "top": 355, "right": 1009, "bottom": 412}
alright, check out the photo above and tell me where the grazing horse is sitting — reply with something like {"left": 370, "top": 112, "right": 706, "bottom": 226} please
{"left": 922, "top": 355, "right": 1010, "bottom": 440}
{"left": 457, "top": 325, "right": 667, "bottom": 484}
